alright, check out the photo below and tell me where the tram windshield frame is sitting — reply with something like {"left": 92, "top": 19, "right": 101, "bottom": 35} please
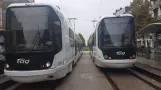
{"left": 5, "top": 6, "right": 62, "bottom": 52}
{"left": 98, "top": 16, "right": 136, "bottom": 49}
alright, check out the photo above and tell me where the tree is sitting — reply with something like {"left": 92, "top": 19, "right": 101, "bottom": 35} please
{"left": 130, "top": 0, "right": 155, "bottom": 31}
{"left": 0, "top": 1, "right": 2, "bottom": 8}
{"left": 0, "top": 1, "right": 3, "bottom": 30}
{"left": 0, "top": 25, "right": 2, "bottom": 29}
{"left": 78, "top": 33, "right": 86, "bottom": 47}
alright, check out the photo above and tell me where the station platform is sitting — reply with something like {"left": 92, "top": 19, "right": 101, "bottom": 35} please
{"left": 135, "top": 56, "right": 161, "bottom": 77}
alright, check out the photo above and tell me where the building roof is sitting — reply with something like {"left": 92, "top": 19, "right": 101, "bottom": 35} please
{"left": 137, "top": 23, "right": 161, "bottom": 34}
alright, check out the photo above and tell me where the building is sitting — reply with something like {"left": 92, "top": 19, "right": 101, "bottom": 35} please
{"left": 137, "top": 0, "right": 161, "bottom": 48}
{"left": 150, "top": 0, "right": 160, "bottom": 18}
{"left": 2, "top": 0, "right": 34, "bottom": 28}
{"left": 113, "top": 6, "right": 131, "bottom": 16}
{"left": 113, "top": 0, "right": 161, "bottom": 18}
{"left": 149, "top": 0, "right": 161, "bottom": 18}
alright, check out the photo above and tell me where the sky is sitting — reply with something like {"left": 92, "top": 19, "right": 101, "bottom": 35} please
{"left": 35, "top": 0, "right": 132, "bottom": 43}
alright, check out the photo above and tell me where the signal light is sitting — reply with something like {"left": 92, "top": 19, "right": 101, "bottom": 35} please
{"left": 130, "top": 56, "right": 132, "bottom": 59}
{"left": 109, "top": 57, "right": 112, "bottom": 60}
{"left": 40, "top": 65, "right": 44, "bottom": 69}
{"left": 104, "top": 55, "right": 108, "bottom": 59}
{"left": 132, "top": 54, "right": 136, "bottom": 59}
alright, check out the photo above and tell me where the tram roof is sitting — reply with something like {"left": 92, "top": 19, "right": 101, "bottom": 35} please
{"left": 98, "top": 14, "right": 133, "bottom": 21}
{"left": 137, "top": 23, "right": 161, "bottom": 34}
{"left": 7, "top": 3, "right": 61, "bottom": 12}
{"left": 95, "top": 14, "right": 134, "bottom": 29}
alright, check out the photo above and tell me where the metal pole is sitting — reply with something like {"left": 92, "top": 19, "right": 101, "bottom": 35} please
{"left": 68, "top": 18, "right": 77, "bottom": 31}
{"left": 74, "top": 19, "right": 75, "bottom": 31}
{"left": 91, "top": 20, "right": 97, "bottom": 30}
{"left": 92, "top": 22, "right": 95, "bottom": 29}
{"left": 142, "top": 34, "right": 145, "bottom": 56}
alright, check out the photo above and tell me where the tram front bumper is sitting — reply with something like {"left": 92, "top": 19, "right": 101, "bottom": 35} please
{"left": 95, "top": 58, "right": 136, "bottom": 68}
{"left": 4, "top": 65, "right": 68, "bottom": 83}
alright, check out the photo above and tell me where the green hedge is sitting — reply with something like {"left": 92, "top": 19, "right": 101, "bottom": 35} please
{"left": 83, "top": 47, "right": 89, "bottom": 51}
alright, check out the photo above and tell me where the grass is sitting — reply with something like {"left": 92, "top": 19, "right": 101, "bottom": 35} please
{"left": 83, "top": 47, "right": 89, "bottom": 51}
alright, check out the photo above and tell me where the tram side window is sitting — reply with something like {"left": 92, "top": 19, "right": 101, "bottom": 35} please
{"left": 69, "top": 29, "right": 74, "bottom": 47}
{"left": 93, "top": 32, "right": 96, "bottom": 46}
{"left": 98, "top": 25, "right": 101, "bottom": 49}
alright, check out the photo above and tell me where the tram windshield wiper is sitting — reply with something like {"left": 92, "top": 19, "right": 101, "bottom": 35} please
{"left": 28, "top": 22, "right": 41, "bottom": 53}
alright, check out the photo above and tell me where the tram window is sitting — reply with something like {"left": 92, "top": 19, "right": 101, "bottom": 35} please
{"left": 69, "top": 29, "right": 74, "bottom": 47}
{"left": 69, "top": 29, "right": 74, "bottom": 39}
{"left": 50, "top": 9, "right": 62, "bottom": 52}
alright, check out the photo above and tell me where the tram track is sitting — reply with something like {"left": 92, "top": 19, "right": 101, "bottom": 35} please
{"left": 132, "top": 66, "right": 161, "bottom": 83}
{"left": 0, "top": 80, "right": 18, "bottom": 90}
{"left": 1, "top": 68, "right": 161, "bottom": 90}
{"left": 128, "top": 68, "right": 161, "bottom": 90}
{"left": 0, "top": 79, "right": 61, "bottom": 90}
{"left": 103, "top": 70, "right": 120, "bottom": 90}
{"left": 0, "top": 74, "right": 21, "bottom": 90}
{"left": 102, "top": 68, "right": 160, "bottom": 90}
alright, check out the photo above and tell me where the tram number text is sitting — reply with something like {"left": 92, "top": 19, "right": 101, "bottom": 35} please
{"left": 17, "top": 58, "right": 30, "bottom": 64}
{"left": 116, "top": 51, "right": 125, "bottom": 55}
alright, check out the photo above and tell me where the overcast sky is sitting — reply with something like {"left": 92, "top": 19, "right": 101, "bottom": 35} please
{"left": 35, "top": 0, "right": 132, "bottom": 43}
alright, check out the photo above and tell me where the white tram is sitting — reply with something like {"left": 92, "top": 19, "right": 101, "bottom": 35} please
{"left": 88, "top": 14, "right": 136, "bottom": 68}
{"left": 4, "top": 3, "right": 83, "bottom": 83}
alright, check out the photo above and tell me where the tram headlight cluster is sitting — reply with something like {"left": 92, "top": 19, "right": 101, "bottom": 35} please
{"left": 5, "top": 64, "right": 9, "bottom": 69}
{"left": 104, "top": 55, "right": 108, "bottom": 59}
{"left": 130, "top": 54, "right": 136, "bottom": 59}
{"left": 132, "top": 54, "right": 136, "bottom": 59}
{"left": 45, "top": 62, "right": 51, "bottom": 68}
{"left": 104, "top": 55, "right": 112, "bottom": 60}
{"left": 6, "top": 64, "right": 9, "bottom": 68}
{"left": 40, "top": 62, "right": 51, "bottom": 69}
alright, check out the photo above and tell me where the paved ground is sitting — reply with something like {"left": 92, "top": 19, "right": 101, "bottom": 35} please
{"left": 2, "top": 52, "right": 161, "bottom": 90}
{"left": 136, "top": 56, "right": 161, "bottom": 70}
{"left": 55, "top": 52, "right": 113, "bottom": 90}
{"left": 13, "top": 52, "right": 113, "bottom": 90}
{"left": 135, "top": 56, "right": 161, "bottom": 76}
{"left": 104, "top": 69, "right": 156, "bottom": 90}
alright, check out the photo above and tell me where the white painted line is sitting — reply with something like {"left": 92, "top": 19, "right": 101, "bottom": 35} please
{"left": 5, "top": 83, "right": 22, "bottom": 90}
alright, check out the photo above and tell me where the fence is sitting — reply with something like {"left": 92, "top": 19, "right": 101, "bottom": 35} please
{"left": 137, "top": 47, "right": 153, "bottom": 59}
{"left": 137, "top": 47, "right": 161, "bottom": 61}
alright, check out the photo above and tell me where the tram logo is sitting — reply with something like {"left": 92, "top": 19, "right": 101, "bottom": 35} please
{"left": 17, "top": 58, "right": 30, "bottom": 64}
{"left": 116, "top": 51, "right": 125, "bottom": 55}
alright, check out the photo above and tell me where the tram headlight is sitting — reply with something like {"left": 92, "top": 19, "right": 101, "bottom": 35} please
{"left": 104, "top": 55, "right": 108, "bottom": 59}
{"left": 6, "top": 64, "right": 9, "bottom": 69}
{"left": 45, "top": 62, "right": 51, "bottom": 68}
{"left": 132, "top": 54, "right": 136, "bottom": 59}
